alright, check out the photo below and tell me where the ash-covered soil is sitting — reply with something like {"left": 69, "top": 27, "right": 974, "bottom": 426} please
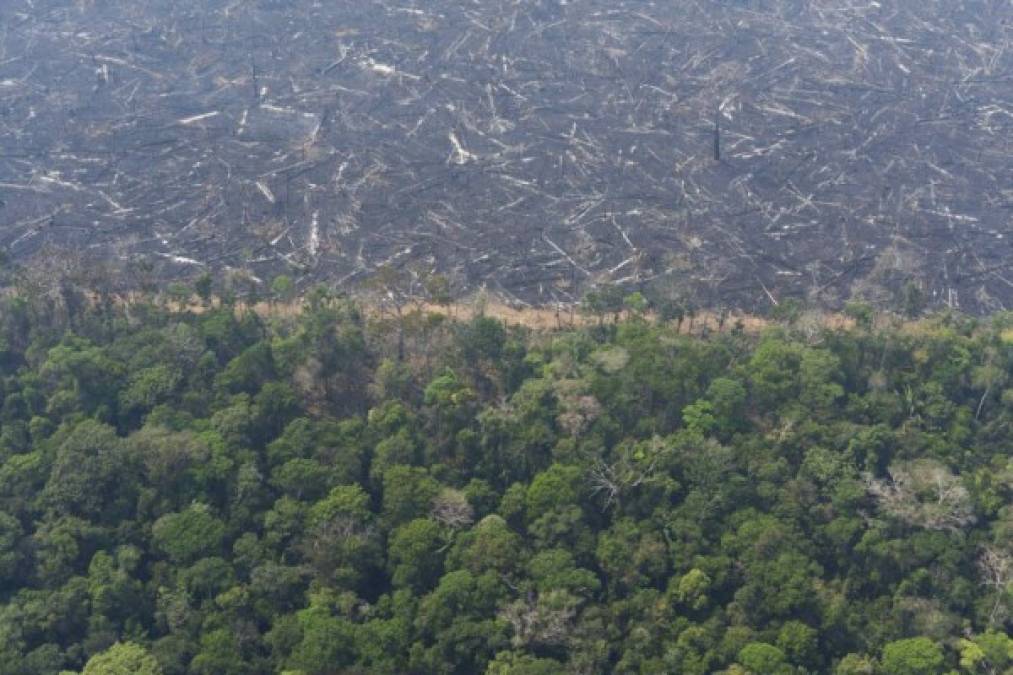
{"left": 1, "top": 0, "right": 1011, "bottom": 312}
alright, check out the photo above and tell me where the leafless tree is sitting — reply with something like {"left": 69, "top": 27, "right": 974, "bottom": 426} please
{"left": 431, "top": 488, "right": 474, "bottom": 529}
{"left": 499, "top": 590, "right": 579, "bottom": 649}
{"left": 588, "top": 437, "right": 664, "bottom": 510}
{"left": 864, "top": 459, "right": 975, "bottom": 532}
{"left": 978, "top": 546, "right": 1012, "bottom": 627}
{"left": 972, "top": 347, "right": 1005, "bottom": 421}
{"left": 557, "top": 393, "right": 603, "bottom": 438}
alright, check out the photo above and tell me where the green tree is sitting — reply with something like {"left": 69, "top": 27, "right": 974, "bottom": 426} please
{"left": 776, "top": 620, "right": 819, "bottom": 670}
{"left": 286, "top": 597, "right": 357, "bottom": 674}
{"left": 189, "top": 628, "right": 247, "bottom": 675}
{"left": 388, "top": 518, "right": 445, "bottom": 591}
{"left": 0, "top": 512, "right": 23, "bottom": 582}
{"left": 194, "top": 273, "right": 213, "bottom": 305}
{"left": 705, "top": 376, "right": 748, "bottom": 436}
{"left": 448, "top": 514, "right": 523, "bottom": 576}
{"left": 216, "top": 342, "right": 275, "bottom": 395}
{"left": 682, "top": 399, "right": 717, "bottom": 436}
{"left": 42, "top": 420, "right": 136, "bottom": 522}
{"left": 81, "top": 642, "right": 163, "bottom": 675}
{"left": 746, "top": 337, "right": 802, "bottom": 412}
{"left": 303, "top": 485, "right": 380, "bottom": 589}
{"left": 120, "top": 365, "right": 181, "bottom": 417}
{"left": 672, "top": 568, "right": 711, "bottom": 612}
{"left": 880, "top": 637, "right": 945, "bottom": 675}
{"left": 737, "top": 642, "right": 791, "bottom": 674}
{"left": 899, "top": 281, "right": 925, "bottom": 318}
{"left": 380, "top": 465, "right": 441, "bottom": 529}
{"left": 843, "top": 301, "right": 875, "bottom": 330}
{"left": 834, "top": 653, "right": 876, "bottom": 674}
{"left": 270, "top": 275, "right": 296, "bottom": 305}
{"left": 151, "top": 504, "right": 226, "bottom": 564}
{"left": 527, "top": 549, "right": 599, "bottom": 598}
{"left": 957, "top": 631, "right": 1012, "bottom": 673}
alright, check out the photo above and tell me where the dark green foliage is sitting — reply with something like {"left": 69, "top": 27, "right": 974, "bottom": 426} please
{"left": 151, "top": 504, "right": 226, "bottom": 564}
{"left": 0, "top": 288, "right": 1009, "bottom": 674}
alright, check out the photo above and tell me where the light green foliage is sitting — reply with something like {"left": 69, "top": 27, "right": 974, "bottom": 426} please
{"left": 82, "top": 642, "right": 162, "bottom": 675}
{"left": 120, "top": 364, "right": 181, "bottom": 414}
{"left": 624, "top": 292, "right": 648, "bottom": 315}
{"left": 834, "top": 653, "right": 876, "bottom": 674}
{"left": 423, "top": 370, "right": 476, "bottom": 419}
{"left": 673, "top": 568, "right": 711, "bottom": 611}
{"left": 957, "top": 631, "right": 1012, "bottom": 673}
{"left": 880, "top": 637, "right": 945, "bottom": 675}
{"left": 271, "top": 275, "right": 296, "bottom": 303}
{"left": 737, "top": 642, "right": 790, "bottom": 674}
{"left": 308, "top": 485, "right": 371, "bottom": 525}
{"left": 843, "top": 302, "right": 875, "bottom": 330}
{"left": 682, "top": 399, "right": 717, "bottom": 436}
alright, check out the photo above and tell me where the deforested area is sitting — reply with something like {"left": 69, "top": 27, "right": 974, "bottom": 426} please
{"left": 1, "top": 2, "right": 1013, "bottom": 674}
{"left": 1, "top": 0, "right": 1011, "bottom": 312}
{"left": 0, "top": 285, "right": 1010, "bottom": 673}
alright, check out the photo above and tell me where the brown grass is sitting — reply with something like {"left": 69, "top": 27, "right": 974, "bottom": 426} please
{"left": 127, "top": 291, "right": 859, "bottom": 335}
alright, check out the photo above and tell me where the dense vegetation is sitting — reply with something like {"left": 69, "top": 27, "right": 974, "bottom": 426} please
{"left": 0, "top": 280, "right": 1010, "bottom": 674}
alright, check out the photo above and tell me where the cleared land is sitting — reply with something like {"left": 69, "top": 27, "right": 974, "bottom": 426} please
{"left": 1, "top": 0, "right": 1010, "bottom": 312}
